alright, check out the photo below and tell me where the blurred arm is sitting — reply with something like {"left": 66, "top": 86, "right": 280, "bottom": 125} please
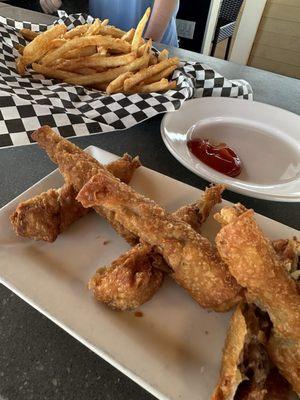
{"left": 40, "top": 0, "right": 62, "bottom": 14}
{"left": 144, "top": 0, "right": 178, "bottom": 42}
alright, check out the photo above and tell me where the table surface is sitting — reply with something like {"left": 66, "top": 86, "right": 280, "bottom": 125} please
{"left": 0, "top": 5, "right": 299, "bottom": 400}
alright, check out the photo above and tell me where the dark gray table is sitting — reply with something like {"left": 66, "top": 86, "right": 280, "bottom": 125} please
{"left": 0, "top": 5, "right": 299, "bottom": 400}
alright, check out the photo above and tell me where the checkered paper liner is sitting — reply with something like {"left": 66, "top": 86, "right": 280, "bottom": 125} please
{"left": 0, "top": 12, "right": 253, "bottom": 148}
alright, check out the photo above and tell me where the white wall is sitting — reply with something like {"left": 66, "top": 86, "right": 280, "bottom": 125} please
{"left": 248, "top": 0, "right": 300, "bottom": 78}
{"left": 229, "top": 0, "right": 267, "bottom": 65}
{"left": 201, "top": 0, "right": 222, "bottom": 55}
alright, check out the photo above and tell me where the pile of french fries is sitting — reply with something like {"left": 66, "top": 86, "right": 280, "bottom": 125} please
{"left": 15, "top": 8, "right": 179, "bottom": 95}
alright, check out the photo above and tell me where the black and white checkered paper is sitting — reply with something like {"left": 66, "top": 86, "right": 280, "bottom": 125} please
{"left": 0, "top": 12, "right": 253, "bottom": 148}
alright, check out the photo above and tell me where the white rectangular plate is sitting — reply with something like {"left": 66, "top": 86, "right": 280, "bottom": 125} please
{"left": 0, "top": 146, "right": 298, "bottom": 400}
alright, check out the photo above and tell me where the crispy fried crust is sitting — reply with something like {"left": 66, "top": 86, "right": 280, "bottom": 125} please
{"left": 215, "top": 209, "right": 300, "bottom": 339}
{"left": 10, "top": 187, "right": 62, "bottom": 242}
{"left": 55, "top": 151, "right": 139, "bottom": 245}
{"left": 10, "top": 184, "right": 89, "bottom": 242}
{"left": 89, "top": 244, "right": 164, "bottom": 310}
{"left": 32, "top": 129, "right": 230, "bottom": 312}
{"left": 212, "top": 302, "right": 292, "bottom": 400}
{"left": 31, "top": 126, "right": 93, "bottom": 164}
{"left": 77, "top": 172, "right": 242, "bottom": 311}
{"left": 90, "top": 185, "right": 225, "bottom": 310}
{"left": 10, "top": 184, "right": 91, "bottom": 242}
{"left": 212, "top": 304, "right": 248, "bottom": 400}
{"left": 272, "top": 238, "right": 300, "bottom": 284}
{"left": 231, "top": 305, "right": 271, "bottom": 400}
{"left": 215, "top": 208, "right": 300, "bottom": 394}
{"left": 31, "top": 126, "right": 140, "bottom": 245}
{"left": 106, "top": 153, "right": 141, "bottom": 185}
{"left": 57, "top": 184, "right": 89, "bottom": 231}
{"left": 214, "top": 203, "right": 247, "bottom": 226}
{"left": 173, "top": 184, "right": 225, "bottom": 232}
{"left": 10, "top": 155, "right": 140, "bottom": 242}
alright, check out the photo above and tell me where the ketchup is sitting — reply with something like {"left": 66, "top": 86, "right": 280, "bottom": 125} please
{"left": 187, "top": 138, "right": 242, "bottom": 177}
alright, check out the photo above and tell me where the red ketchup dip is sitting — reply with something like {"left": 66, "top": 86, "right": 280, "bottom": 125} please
{"left": 187, "top": 138, "right": 242, "bottom": 177}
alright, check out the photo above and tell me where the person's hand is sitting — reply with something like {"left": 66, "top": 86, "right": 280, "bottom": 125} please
{"left": 39, "top": 0, "right": 62, "bottom": 14}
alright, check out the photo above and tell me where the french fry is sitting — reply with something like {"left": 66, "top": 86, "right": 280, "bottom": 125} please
{"left": 32, "top": 63, "right": 80, "bottom": 81}
{"left": 93, "top": 82, "right": 108, "bottom": 91}
{"left": 41, "top": 36, "right": 131, "bottom": 66}
{"left": 143, "top": 65, "right": 176, "bottom": 84}
{"left": 63, "top": 24, "right": 89, "bottom": 39}
{"left": 65, "top": 52, "right": 150, "bottom": 86}
{"left": 158, "top": 49, "right": 169, "bottom": 62}
{"left": 59, "top": 52, "right": 137, "bottom": 71}
{"left": 137, "top": 43, "right": 146, "bottom": 57}
{"left": 124, "top": 57, "right": 179, "bottom": 91}
{"left": 39, "top": 39, "right": 69, "bottom": 67}
{"left": 20, "top": 28, "right": 39, "bottom": 42}
{"left": 14, "top": 43, "right": 24, "bottom": 55}
{"left": 166, "top": 80, "right": 177, "bottom": 90}
{"left": 21, "top": 24, "right": 67, "bottom": 68}
{"left": 128, "top": 78, "right": 176, "bottom": 94}
{"left": 48, "top": 38, "right": 67, "bottom": 50}
{"left": 94, "top": 66, "right": 107, "bottom": 73}
{"left": 77, "top": 68, "right": 98, "bottom": 75}
{"left": 65, "top": 45, "right": 97, "bottom": 60}
{"left": 137, "top": 39, "right": 152, "bottom": 57}
{"left": 84, "top": 19, "right": 102, "bottom": 36}
{"left": 64, "top": 67, "right": 126, "bottom": 86}
{"left": 97, "top": 47, "right": 108, "bottom": 56}
{"left": 144, "top": 39, "right": 152, "bottom": 54}
{"left": 16, "top": 7, "right": 179, "bottom": 94}
{"left": 122, "top": 28, "right": 135, "bottom": 43}
{"left": 131, "top": 7, "right": 151, "bottom": 51}
{"left": 94, "top": 24, "right": 125, "bottom": 38}
{"left": 106, "top": 71, "right": 133, "bottom": 94}
{"left": 86, "top": 19, "right": 125, "bottom": 39}
{"left": 16, "top": 57, "right": 26, "bottom": 75}
{"left": 43, "top": 47, "right": 97, "bottom": 66}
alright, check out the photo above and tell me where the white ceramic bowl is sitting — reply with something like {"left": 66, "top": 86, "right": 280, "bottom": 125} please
{"left": 161, "top": 97, "right": 300, "bottom": 201}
